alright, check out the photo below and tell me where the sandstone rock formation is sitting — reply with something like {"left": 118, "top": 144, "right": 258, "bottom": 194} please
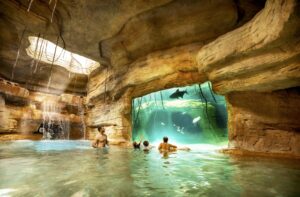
{"left": 0, "top": 78, "right": 85, "bottom": 140}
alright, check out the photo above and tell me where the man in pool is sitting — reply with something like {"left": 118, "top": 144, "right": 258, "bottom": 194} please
{"left": 92, "top": 127, "right": 109, "bottom": 148}
{"left": 158, "top": 136, "right": 177, "bottom": 152}
{"left": 158, "top": 136, "right": 190, "bottom": 152}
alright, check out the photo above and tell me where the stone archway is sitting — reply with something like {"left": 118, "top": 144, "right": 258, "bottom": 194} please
{"left": 86, "top": 0, "right": 300, "bottom": 157}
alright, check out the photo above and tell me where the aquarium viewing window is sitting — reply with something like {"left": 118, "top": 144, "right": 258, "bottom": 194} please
{"left": 132, "top": 82, "right": 228, "bottom": 145}
{"left": 26, "top": 36, "right": 100, "bottom": 74}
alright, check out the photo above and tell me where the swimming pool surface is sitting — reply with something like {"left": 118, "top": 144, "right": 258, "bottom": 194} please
{"left": 0, "top": 141, "right": 299, "bottom": 196}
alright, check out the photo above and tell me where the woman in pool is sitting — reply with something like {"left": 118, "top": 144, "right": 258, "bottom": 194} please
{"left": 92, "top": 127, "right": 109, "bottom": 148}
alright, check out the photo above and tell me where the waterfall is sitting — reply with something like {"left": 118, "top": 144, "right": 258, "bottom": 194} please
{"left": 40, "top": 101, "right": 69, "bottom": 140}
{"left": 78, "top": 103, "right": 86, "bottom": 139}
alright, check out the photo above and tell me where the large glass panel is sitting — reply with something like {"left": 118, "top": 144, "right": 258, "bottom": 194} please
{"left": 132, "top": 82, "right": 228, "bottom": 144}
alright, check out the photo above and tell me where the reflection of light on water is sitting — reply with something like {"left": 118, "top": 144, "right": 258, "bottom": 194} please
{"left": 0, "top": 188, "right": 17, "bottom": 196}
{"left": 33, "top": 140, "right": 91, "bottom": 151}
{"left": 150, "top": 141, "right": 226, "bottom": 152}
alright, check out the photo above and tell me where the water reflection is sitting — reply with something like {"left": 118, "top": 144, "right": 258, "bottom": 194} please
{"left": 0, "top": 141, "right": 299, "bottom": 196}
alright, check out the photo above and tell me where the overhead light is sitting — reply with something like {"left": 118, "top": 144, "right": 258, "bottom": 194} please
{"left": 26, "top": 36, "right": 100, "bottom": 75}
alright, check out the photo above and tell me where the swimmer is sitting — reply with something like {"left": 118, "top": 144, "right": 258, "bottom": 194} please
{"left": 132, "top": 141, "right": 141, "bottom": 149}
{"left": 133, "top": 135, "right": 144, "bottom": 149}
{"left": 142, "top": 140, "right": 153, "bottom": 151}
{"left": 158, "top": 136, "right": 177, "bottom": 152}
{"left": 92, "top": 127, "right": 109, "bottom": 148}
{"left": 158, "top": 136, "right": 190, "bottom": 152}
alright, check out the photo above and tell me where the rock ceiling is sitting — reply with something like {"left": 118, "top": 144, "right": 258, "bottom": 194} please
{"left": 0, "top": 0, "right": 265, "bottom": 95}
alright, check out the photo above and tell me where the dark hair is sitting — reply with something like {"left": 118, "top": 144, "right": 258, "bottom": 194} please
{"left": 143, "top": 140, "right": 149, "bottom": 147}
{"left": 98, "top": 127, "right": 104, "bottom": 132}
{"left": 163, "top": 136, "right": 168, "bottom": 143}
{"left": 133, "top": 141, "right": 140, "bottom": 149}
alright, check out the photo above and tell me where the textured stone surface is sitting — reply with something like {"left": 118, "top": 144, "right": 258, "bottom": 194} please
{"left": 86, "top": 43, "right": 206, "bottom": 142}
{"left": 0, "top": 0, "right": 263, "bottom": 94}
{"left": 197, "top": 0, "right": 300, "bottom": 94}
{"left": 226, "top": 89, "right": 300, "bottom": 155}
{"left": 0, "top": 78, "right": 86, "bottom": 140}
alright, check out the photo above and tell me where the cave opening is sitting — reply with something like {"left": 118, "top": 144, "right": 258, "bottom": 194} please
{"left": 131, "top": 81, "right": 228, "bottom": 145}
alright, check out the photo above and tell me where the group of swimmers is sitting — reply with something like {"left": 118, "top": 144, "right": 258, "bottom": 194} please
{"left": 92, "top": 126, "right": 190, "bottom": 152}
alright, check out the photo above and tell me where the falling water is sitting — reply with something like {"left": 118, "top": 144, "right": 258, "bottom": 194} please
{"left": 40, "top": 101, "right": 69, "bottom": 140}
{"left": 78, "top": 103, "right": 86, "bottom": 139}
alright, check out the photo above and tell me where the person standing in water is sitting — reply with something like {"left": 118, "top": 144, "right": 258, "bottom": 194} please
{"left": 92, "top": 127, "right": 109, "bottom": 148}
{"left": 158, "top": 136, "right": 177, "bottom": 152}
{"left": 158, "top": 136, "right": 190, "bottom": 152}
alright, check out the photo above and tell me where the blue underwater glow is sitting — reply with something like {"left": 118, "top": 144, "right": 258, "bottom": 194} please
{"left": 132, "top": 82, "right": 228, "bottom": 144}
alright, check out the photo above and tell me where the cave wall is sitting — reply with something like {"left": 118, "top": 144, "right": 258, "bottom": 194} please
{"left": 0, "top": 78, "right": 85, "bottom": 140}
{"left": 226, "top": 89, "right": 300, "bottom": 155}
{"left": 86, "top": 43, "right": 206, "bottom": 144}
{"left": 86, "top": 0, "right": 300, "bottom": 156}
{"left": 196, "top": 0, "right": 300, "bottom": 156}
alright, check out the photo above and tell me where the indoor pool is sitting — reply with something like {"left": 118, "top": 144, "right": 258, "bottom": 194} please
{"left": 0, "top": 141, "right": 299, "bottom": 197}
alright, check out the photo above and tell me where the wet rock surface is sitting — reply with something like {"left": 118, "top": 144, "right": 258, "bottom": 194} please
{"left": 0, "top": 78, "right": 85, "bottom": 139}
{"left": 226, "top": 88, "right": 300, "bottom": 155}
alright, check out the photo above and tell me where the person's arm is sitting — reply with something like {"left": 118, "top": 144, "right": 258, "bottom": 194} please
{"left": 169, "top": 144, "right": 177, "bottom": 150}
{"left": 158, "top": 143, "right": 162, "bottom": 150}
{"left": 92, "top": 139, "right": 98, "bottom": 148}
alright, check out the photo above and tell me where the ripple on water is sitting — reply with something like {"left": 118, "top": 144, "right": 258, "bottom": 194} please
{"left": 0, "top": 141, "right": 300, "bottom": 196}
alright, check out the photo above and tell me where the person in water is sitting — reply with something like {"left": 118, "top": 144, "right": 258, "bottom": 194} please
{"left": 132, "top": 141, "right": 141, "bottom": 149}
{"left": 142, "top": 140, "right": 152, "bottom": 151}
{"left": 158, "top": 136, "right": 190, "bottom": 152}
{"left": 92, "top": 127, "right": 109, "bottom": 148}
{"left": 132, "top": 135, "right": 145, "bottom": 149}
{"left": 158, "top": 136, "right": 177, "bottom": 152}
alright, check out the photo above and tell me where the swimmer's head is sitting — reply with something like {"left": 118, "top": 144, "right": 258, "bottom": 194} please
{"left": 143, "top": 140, "right": 149, "bottom": 147}
{"left": 98, "top": 127, "right": 105, "bottom": 133}
{"left": 163, "top": 136, "right": 168, "bottom": 143}
{"left": 133, "top": 141, "right": 140, "bottom": 149}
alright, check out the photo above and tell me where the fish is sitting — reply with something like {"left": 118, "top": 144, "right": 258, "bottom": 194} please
{"left": 160, "top": 122, "right": 165, "bottom": 126}
{"left": 169, "top": 89, "right": 188, "bottom": 99}
{"left": 192, "top": 116, "right": 201, "bottom": 124}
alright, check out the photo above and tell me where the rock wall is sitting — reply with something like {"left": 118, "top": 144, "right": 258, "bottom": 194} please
{"left": 195, "top": 0, "right": 300, "bottom": 156}
{"left": 86, "top": 43, "right": 206, "bottom": 143}
{"left": 0, "top": 78, "right": 86, "bottom": 140}
{"left": 226, "top": 89, "right": 300, "bottom": 155}
{"left": 197, "top": 0, "right": 300, "bottom": 94}
{"left": 85, "top": 0, "right": 300, "bottom": 157}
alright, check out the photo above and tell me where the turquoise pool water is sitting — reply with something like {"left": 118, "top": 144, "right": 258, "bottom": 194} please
{"left": 0, "top": 141, "right": 299, "bottom": 196}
